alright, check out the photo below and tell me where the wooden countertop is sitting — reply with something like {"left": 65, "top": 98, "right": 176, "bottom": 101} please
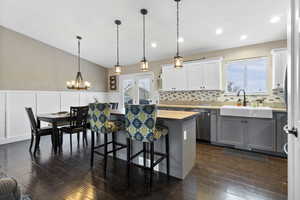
{"left": 158, "top": 104, "right": 287, "bottom": 112}
{"left": 111, "top": 109, "right": 199, "bottom": 120}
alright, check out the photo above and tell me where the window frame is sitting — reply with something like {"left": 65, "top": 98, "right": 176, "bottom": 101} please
{"left": 224, "top": 57, "right": 269, "bottom": 95}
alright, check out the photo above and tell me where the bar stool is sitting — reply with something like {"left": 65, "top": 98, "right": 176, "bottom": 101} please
{"left": 88, "top": 103, "right": 127, "bottom": 177}
{"left": 125, "top": 104, "right": 170, "bottom": 186}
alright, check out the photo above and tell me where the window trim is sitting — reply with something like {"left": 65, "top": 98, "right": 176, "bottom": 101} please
{"left": 224, "top": 57, "right": 269, "bottom": 95}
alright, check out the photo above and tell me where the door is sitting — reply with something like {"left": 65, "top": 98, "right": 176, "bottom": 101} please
{"left": 287, "top": 1, "right": 300, "bottom": 199}
{"left": 120, "top": 73, "right": 154, "bottom": 107}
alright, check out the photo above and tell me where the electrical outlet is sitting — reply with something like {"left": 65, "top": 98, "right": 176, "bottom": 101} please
{"left": 183, "top": 130, "right": 187, "bottom": 140}
{"left": 138, "top": 156, "right": 159, "bottom": 171}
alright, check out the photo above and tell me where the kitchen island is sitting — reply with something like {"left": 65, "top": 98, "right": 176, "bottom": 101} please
{"left": 110, "top": 109, "right": 199, "bottom": 180}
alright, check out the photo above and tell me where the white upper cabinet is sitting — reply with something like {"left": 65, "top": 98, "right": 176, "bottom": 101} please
{"left": 162, "top": 58, "right": 222, "bottom": 91}
{"left": 271, "top": 48, "right": 287, "bottom": 89}
{"left": 203, "top": 61, "right": 222, "bottom": 90}
{"left": 162, "top": 65, "right": 188, "bottom": 91}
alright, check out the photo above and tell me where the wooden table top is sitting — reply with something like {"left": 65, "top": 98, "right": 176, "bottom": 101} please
{"left": 37, "top": 112, "right": 70, "bottom": 123}
{"left": 111, "top": 109, "right": 199, "bottom": 120}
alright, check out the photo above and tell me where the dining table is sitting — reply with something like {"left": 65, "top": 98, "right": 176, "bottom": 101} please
{"left": 37, "top": 112, "right": 71, "bottom": 154}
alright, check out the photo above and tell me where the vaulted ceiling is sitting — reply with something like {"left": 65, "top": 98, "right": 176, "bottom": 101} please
{"left": 0, "top": 0, "right": 288, "bottom": 67}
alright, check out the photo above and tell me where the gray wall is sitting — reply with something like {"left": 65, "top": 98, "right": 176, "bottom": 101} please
{"left": 0, "top": 26, "right": 108, "bottom": 91}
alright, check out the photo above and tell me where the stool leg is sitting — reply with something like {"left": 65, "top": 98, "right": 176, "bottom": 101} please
{"left": 34, "top": 135, "right": 40, "bottom": 156}
{"left": 112, "top": 132, "right": 116, "bottom": 159}
{"left": 143, "top": 142, "right": 147, "bottom": 169}
{"left": 104, "top": 133, "right": 108, "bottom": 177}
{"left": 126, "top": 138, "right": 131, "bottom": 181}
{"left": 150, "top": 142, "right": 154, "bottom": 187}
{"left": 70, "top": 134, "right": 72, "bottom": 152}
{"left": 166, "top": 134, "right": 170, "bottom": 178}
{"left": 90, "top": 131, "right": 95, "bottom": 167}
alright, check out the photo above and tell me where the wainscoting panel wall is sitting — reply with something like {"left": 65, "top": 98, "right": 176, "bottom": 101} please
{"left": 0, "top": 92, "right": 5, "bottom": 140}
{"left": 0, "top": 90, "right": 108, "bottom": 145}
{"left": 6, "top": 91, "right": 36, "bottom": 142}
{"left": 61, "top": 92, "right": 80, "bottom": 111}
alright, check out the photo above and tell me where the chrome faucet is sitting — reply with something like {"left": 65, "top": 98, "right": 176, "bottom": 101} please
{"left": 237, "top": 89, "right": 247, "bottom": 106}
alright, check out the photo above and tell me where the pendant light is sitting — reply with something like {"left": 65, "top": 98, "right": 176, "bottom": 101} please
{"left": 174, "top": 0, "right": 183, "bottom": 68}
{"left": 140, "top": 8, "right": 149, "bottom": 72}
{"left": 67, "top": 36, "right": 91, "bottom": 90}
{"left": 114, "top": 20, "right": 122, "bottom": 74}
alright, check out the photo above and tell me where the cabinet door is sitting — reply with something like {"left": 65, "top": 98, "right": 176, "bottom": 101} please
{"left": 162, "top": 65, "right": 187, "bottom": 91}
{"left": 272, "top": 49, "right": 287, "bottom": 89}
{"left": 203, "top": 62, "right": 221, "bottom": 90}
{"left": 247, "top": 118, "right": 275, "bottom": 151}
{"left": 186, "top": 63, "right": 204, "bottom": 90}
{"left": 217, "top": 116, "right": 245, "bottom": 147}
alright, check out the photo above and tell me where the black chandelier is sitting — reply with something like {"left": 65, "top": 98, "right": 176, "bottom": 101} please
{"left": 114, "top": 20, "right": 122, "bottom": 74}
{"left": 67, "top": 36, "right": 91, "bottom": 90}
{"left": 140, "top": 8, "right": 149, "bottom": 72}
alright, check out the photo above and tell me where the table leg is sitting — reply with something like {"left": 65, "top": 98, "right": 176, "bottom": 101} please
{"left": 53, "top": 122, "right": 58, "bottom": 154}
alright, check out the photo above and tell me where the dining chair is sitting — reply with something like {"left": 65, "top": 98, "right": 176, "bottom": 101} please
{"left": 60, "top": 106, "right": 89, "bottom": 150}
{"left": 125, "top": 104, "right": 170, "bottom": 186}
{"left": 89, "top": 103, "right": 127, "bottom": 177}
{"left": 25, "top": 107, "right": 53, "bottom": 156}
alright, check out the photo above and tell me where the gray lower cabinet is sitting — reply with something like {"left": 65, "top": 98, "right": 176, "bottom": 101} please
{"left": 246, "top": 118, "right": 275, "bottom": 151}
{"left": 217, "top": 117, "right": 245, "bottom": 147}
{"left": 217, "top": 116, "right": 275, "bottom": 151}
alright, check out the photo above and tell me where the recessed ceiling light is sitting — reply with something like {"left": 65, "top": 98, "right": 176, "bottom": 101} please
{"left": 178, "top": 37, "right": 184, "bottom": 43}
{"left": 270, "top": 16, "right": 281, "bottom": 24}
{"left": 151, "top": 42, "right": 157, "bottom": 48}
{"left": 216, "top": 28, "right": 223, "bottom": 35}
{"left": 240, "top": 35, "right": 248, "bottom": 40}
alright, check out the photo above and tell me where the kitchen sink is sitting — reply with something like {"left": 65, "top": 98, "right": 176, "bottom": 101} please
{"left": 220, "top": 105, "right": 273, "bottom": 118}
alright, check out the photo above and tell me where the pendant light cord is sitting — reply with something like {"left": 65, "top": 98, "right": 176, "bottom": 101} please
{"left": 78, "top": 37, "right": 81, "bottom": 72}
{"left": 176, "top": 1, "right": 179, "bottom": 56}
{"left": 143, "top": 14, "right": 146, "bottom": 60}
{"left": 117, "top": 24, "right": 120, "bottom": 65}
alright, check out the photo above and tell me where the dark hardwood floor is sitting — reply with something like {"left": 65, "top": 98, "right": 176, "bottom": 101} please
{"left": 0, "top": 136, "right": 287, "bottom": 200}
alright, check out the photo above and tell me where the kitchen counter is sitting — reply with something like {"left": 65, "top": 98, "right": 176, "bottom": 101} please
{"left": 158, "top": 104, "right": 287, "bottom": 112}
{"left": 111, "top": 109, "right": 199, "bottom": 120}
{"left": 111, "top": 109, "right": 198, "bottom": 179}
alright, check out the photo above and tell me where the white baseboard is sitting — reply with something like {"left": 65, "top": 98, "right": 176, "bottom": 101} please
{"left": 0, "top": 135, "right": 31, "bottom": 145}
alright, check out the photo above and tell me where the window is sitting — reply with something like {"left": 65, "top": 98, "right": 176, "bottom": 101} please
{"left": 120, "top": 73, "right": 154, "bottom": 107}
{"left": 226, "top": 57, "right": 268, "bottom": 94}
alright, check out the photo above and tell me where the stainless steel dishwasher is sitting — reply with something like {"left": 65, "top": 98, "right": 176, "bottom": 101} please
{"left": 196, "top": 111, "right": 211, "bottom": 141}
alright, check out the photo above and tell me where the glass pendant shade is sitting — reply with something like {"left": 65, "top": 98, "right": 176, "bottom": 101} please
{"left": 140, "top": 58, "right": 149, "bottom": 72}
{"left": 174, "top": 55, "right": 183, "bottom": 68}
{"left": 115, "top": 64, "right": 121, "bottom": 74}
{"left": 67, "top": 36, "right": 91, "bottom": 90}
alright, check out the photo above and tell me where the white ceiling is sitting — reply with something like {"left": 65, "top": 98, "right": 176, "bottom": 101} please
{"left": 0, "top": 0, "right": 288, "bottom": 68}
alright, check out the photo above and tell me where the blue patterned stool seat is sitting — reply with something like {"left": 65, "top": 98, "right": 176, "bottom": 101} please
{"left": 125, "top": 104, "right": 170, "bottom": 186}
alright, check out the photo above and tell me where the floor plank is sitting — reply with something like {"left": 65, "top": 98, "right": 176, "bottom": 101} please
{"left": 0, "top": 136, "right": 287, "bottom": 200}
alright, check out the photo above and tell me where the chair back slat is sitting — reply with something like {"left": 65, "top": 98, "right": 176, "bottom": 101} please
{"left": 88, "top": 103, "right": 111, "bottom": 133}
{"left": 70, "top": 106, "right": 89, "bottom": 128}
{"left": 109, "top": 103, "right": 119, "bottom": 110}
{"left": 125, "top": 104, "right": 157, "bottom": 143}
{"left": 25, "top": 107, "right": 37, "bottom": 133}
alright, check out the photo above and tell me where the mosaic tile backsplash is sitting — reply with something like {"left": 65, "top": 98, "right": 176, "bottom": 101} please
{"left": 159, "top": 89, "right": 285, "bottom": 108}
